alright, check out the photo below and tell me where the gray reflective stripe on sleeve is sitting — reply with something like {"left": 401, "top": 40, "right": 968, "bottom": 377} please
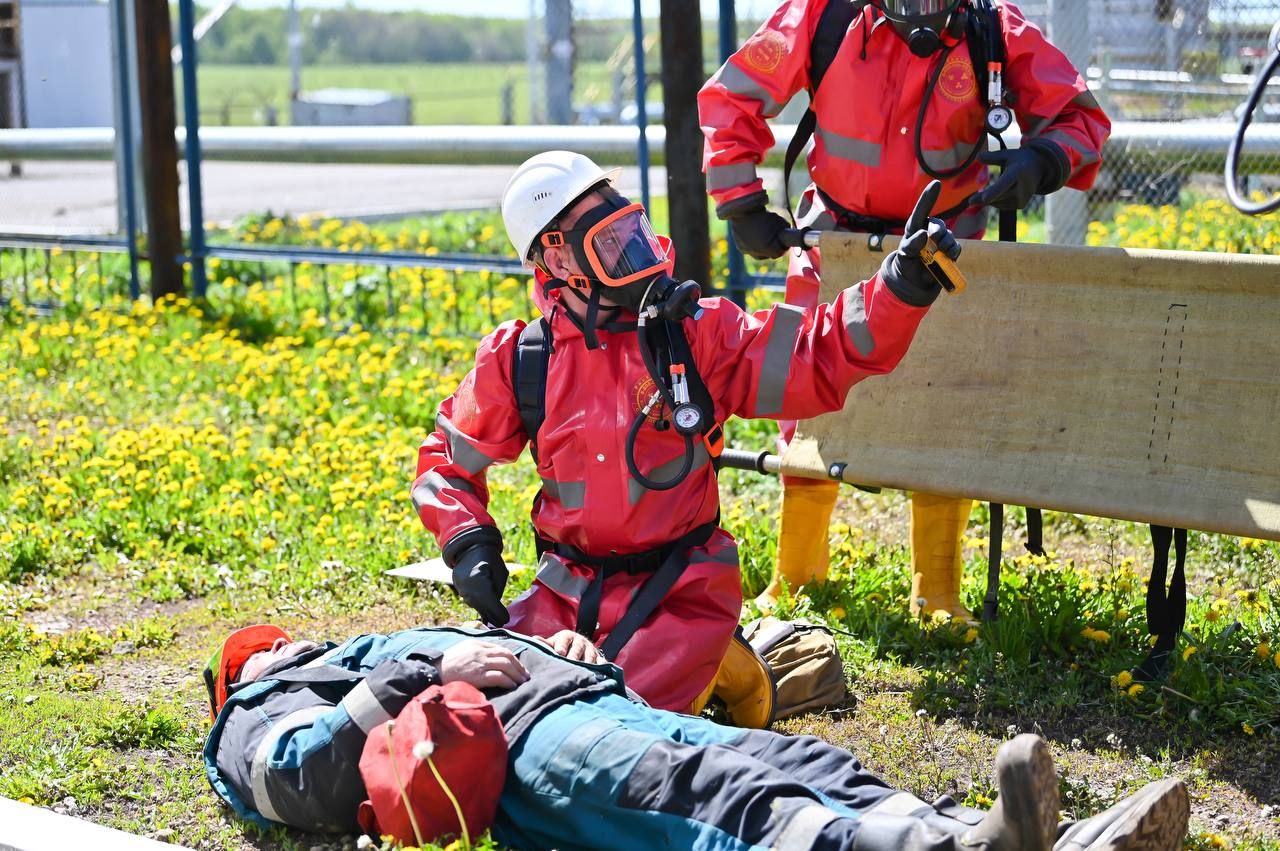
{"left": 627, "top": 442, "right": 711, "bottom": 504}
{"left": 689, "top": 541, "right": 739, "bottom": 567}
{"left": 771, "top": 803, "right": 843, "bottom": 850}
{"left": 713, "top": 61, "right": 783, "bottom": 117}
{"left": 535, "top": 553, "right": 590, "bottom": 599}
{"left": 541, "top": 477, "right": 586, "bottom": 510}
{"left": 708, "top": 162, "right": 759, "bottom": 192}
{"left": 1022, "top": 113, "right": 1054, "bottom": 137}
{"left": 1040, "top": 129, "right": 1100, "bottom": 169}
{"left": 250, "top": 705, "right": 330, "bottom": 824}
{"left": 411, "top": 471, "right": 475, "bottom": 513}
{"left": 339, "top": 679, "right": 392, "bottom": 734}
{"left": 842, "top": 285, "right": 876, "bottom": 357}
{"left": 920, "top": 138, "right": 978, "bottom": 172}
{"left": 1071, "top": 90, "right": 1102, "bottom": 112}
{"left": 863, "top": 791, "right": 935, "bottom": 818}
{"left": 435, "top": 413, "right": 497, "bottom": 475}
{"left": 815, "top": 124, "right": 882, "bottom": 168}
{"left": 953, "top": 208, "right": 987, "bottom": 240}
{"left": 755, "top": 304, "right": 806, "bottom": 416}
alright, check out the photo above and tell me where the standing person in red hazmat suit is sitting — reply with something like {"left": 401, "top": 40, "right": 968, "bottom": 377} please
{"left": 699, "top": 0, "right": 1110, "bottom": 617}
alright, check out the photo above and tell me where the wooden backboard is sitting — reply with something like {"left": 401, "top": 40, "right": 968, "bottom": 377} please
{"left": 783, "top": 237, "right": 1280, "bottom": 541}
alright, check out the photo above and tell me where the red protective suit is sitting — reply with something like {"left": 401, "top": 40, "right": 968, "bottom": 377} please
{"left": 700, "top": 0, "right": 1110, "bottom": 468}
{"left": 698, "top": 0, "right": 1110, "bottom": 240}
{"left": 414, "top": 271, "right": 929, "bottom": 711}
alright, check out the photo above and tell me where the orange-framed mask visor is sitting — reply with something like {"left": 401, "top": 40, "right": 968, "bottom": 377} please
{"left": 203, "top": 624, "right": 291, "bottom": 720}
{"left": 578, "top": 203, "right": 673, "bottom": 289}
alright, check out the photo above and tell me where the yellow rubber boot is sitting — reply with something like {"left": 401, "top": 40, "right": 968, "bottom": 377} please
{"left": 909, "top": 492, "right": 976, "bottom": 621}
{"left": 756, "top": 479, "right": 839, "bottom": 611}
{"left": 700, "top": 631, "right": 775, "bottom": 728}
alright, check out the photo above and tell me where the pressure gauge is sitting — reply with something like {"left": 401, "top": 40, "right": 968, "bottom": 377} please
{"left": 672, "top": 404, "right": 704, "bottom": 435}
{"left": 985, "top": 105, "right": 1014, "bottom": 135}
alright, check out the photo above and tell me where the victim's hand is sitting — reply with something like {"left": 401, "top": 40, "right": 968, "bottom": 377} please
{"left": 440, "top": 640, "right": 530, "bottom": 690}
{"left": 548, "top": 630, "right": 605, "bottom": 663}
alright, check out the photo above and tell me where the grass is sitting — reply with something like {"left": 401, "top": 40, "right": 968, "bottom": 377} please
{"left": 1, "top": 202, "right": 1279, "bottom": 849}
{"left": 192, "top": 61, "right": 619, "bottom": 127}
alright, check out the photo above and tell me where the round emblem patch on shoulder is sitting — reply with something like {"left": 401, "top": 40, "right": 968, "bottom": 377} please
{"left": 938, "top": 53, "right": 978, "bottom": 104}
{"left": 743, "top": 30, "right": 787, "bottom": 75}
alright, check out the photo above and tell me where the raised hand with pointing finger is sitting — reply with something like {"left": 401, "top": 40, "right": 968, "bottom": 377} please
{"left": 878, "top": 180, "right": 962, "bottom": 306}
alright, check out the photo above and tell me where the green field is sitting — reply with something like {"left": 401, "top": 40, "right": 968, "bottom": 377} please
{"left": 1, "top": 203, "right": 1279, "bottom": 849}
{"left": 193, "top": 61, "right": 619, "bottom": 126}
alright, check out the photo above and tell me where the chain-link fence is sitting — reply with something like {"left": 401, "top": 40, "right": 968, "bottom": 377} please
{"left": 0, "top": 0, "right": 141, "bottom": 308}
{"left": 1015, "top": 0, "right": 1279, "bottom": 243}
{"left": 0, "top": 0, "right": 134, "bottom": 237}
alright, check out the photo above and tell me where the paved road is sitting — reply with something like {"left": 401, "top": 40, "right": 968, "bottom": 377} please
{"left": 0, "top": 161, "right": 668, "bottom": 235}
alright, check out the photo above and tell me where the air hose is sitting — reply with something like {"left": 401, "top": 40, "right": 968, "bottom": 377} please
{"left": 1225, "top": 20, "right": 1280, "bottom": 216}
{"left": 624, "top": 280, "right": 704, "bottom": 492}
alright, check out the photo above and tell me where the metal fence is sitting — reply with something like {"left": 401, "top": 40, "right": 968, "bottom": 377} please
{"left": 0, "top": 0, "right": 140, "bottom": 300}
{"left": 1017, "top": 1, "right": 1279, "bottom": 237}
{"left": 1, "top": 1, "right": 1277, "bottom": 314}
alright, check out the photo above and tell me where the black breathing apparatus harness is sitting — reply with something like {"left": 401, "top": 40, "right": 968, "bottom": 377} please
{"left": 784, "top": 0, "right": 1010, "bottom": 225}
{"left": 524, "top": 226, "right": 722, "bottom": 494}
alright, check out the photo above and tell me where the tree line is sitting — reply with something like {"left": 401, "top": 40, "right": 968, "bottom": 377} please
{"left": 196, "top": 8, "right": 633, "bottom": 65}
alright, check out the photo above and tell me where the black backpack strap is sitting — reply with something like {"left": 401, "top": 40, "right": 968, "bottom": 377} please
{"left": 662, "top": 318, "right": 725, "bottom": 459}
{"left": 1135, "top": 525, "right": 1188, "bottom": 682}
{"left": 599, "top": 546, "right": 691, "bottom": 662}
{"left": 1024, "top": 508, "right": 1045, "bottom": 557}
{"left": 964, "top": 0, "right": 1005, "bottom": 107}
{"left": 983, "top": 502, "right": 1003, "bottom": 621}
{"left": 784, "top": 0, "right": 867, "bottom": 221}
{"left": 512, "top": 316, "right": 553, "bottom": 462}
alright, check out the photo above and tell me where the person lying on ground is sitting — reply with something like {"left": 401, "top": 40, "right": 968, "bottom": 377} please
{"left": 413, "top": 150, "right": 960, "bottom": 714}
{"left": 204, "top": 622, "right": 1190, "bottom": 851}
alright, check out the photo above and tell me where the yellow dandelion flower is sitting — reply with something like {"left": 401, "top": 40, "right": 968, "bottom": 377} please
{"left": 1257, "top": 642, "right": 1271, "bottom": 660}
{"left": 964, "top": 627, "right": 979, "bottom": 644}
{"left": 1127, "top": 683, "right": 1144, "bottom": 698}
{"left": 830, "top": 606, "right": 847, "bottom": 620}
{"left": 1242, "top": 722, "right": 1255, "bottom": 736}
{"left": 1182, "top": 645, "right": 1197, "bottom": 662}
{"left": 1080, "top": 627, "right": 1111, "bottom": 643}
{"left": 1113, "top": 670, "right": 1133, "bottom": 689}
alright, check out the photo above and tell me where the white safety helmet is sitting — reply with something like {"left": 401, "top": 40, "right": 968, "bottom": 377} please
{"left": 501, "top": 151, "right": 622, "bottom": 268}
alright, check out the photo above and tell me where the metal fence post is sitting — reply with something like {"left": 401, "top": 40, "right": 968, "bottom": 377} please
{"left": 1045, "top": 0, "right": 1089, "bottom": 246}
{"left": 719, "top": 0, "right": 747, "bottom": 306}
{"left": 110, "top": 0, "right": 140, "bottom": 300}
{"left": 177, "top": 0, "right": 208, "bottom": 299}
{"left": 631, "top": 0, "right": 651, "bottom": 212}
{"left": 546, "top": 0, "right": 573, "bottom": 125}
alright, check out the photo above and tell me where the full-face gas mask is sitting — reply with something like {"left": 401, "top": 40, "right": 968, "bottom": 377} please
{"left": 537, "top": 190, "right": 704, "bottom": 349}
{"left": 539, "top": 191, "right": 675, "bottom": 312}
{"left": 879, "top": 0, "right": 963, "bottom": 57}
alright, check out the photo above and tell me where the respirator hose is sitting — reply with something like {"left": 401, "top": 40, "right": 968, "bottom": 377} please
{"left": 1225, "top": 36, "right": 1280, "bottom": 216}
{"left": 624, "top": 295, "right": 698, "bottom": 492}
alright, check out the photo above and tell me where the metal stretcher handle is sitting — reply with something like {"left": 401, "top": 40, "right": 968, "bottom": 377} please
{"left": 778, "top": 181, "right": 967, "bottom": 295}
{"left": 780, "top": 229, "right": 822, "bottom": 250}
{"left": 717, "top": 448, "right": 781, "bottom": 475}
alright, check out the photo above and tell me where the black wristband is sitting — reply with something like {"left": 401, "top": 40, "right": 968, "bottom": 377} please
{"left": 1026, "top": 138, "right": 1070, "bottom": 195}
{"left": 441, "top": 525, "right": 504, "bottom": 568}
{"left": 715, "top": 189, "right": 771, "bottom": 221}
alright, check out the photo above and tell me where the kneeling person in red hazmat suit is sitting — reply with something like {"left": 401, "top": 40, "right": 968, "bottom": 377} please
{"left": 413, "top": 149, "right": 957, "bottom": 712}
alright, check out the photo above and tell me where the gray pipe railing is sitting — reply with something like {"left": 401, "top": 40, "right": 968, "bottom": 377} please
{"left": 3, "top": 122, "right": 1280, "bottom": 173}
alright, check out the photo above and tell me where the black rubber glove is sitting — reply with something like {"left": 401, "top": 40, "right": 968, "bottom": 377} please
{"left": 969, "top": 139, "right": 1069, "bottom": 211}
{"left": 721, "top": 193, "right": 791, "bottom": 260}
{"left": 879, "top": 181, "right": 961, "bottom": 307}
{"left": 452, "top": 543, "right": 510, "bottom": 627}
